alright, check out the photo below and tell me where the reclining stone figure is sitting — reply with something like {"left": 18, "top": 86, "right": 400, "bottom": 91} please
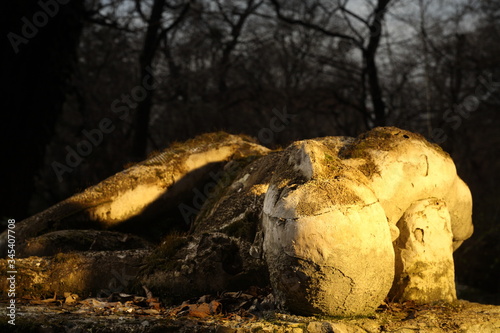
{"left": 0, "top": 127, "right": 473, "bottom": 316}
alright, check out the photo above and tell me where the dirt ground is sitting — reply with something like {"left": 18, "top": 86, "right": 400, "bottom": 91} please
{"left": 1, "top": 298, "right": 499, "bottom": 332}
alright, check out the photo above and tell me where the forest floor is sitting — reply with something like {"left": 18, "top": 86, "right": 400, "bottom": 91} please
{"left": 1, "top": 295, "right": 499, "bottom": 333}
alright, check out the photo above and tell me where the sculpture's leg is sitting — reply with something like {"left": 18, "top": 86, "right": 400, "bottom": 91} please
{"left": 390, "top": 198, "right": 457, "bottom": 303}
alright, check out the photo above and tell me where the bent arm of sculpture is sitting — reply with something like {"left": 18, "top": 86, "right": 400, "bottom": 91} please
{"left": 0, "top": 132, "right": 269, "bottom": 256}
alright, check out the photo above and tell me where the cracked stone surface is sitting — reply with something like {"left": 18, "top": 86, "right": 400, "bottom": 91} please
{"left": 262, "top": 128, "right": 473, "bottom": 316}
{"left": 390, "top": 198, "right": 456, "bottom": 303}
{"left": 0, "top": 127, "right": 475, "bottom": 318}
{"left": 262, "top": 138, "right": 394, "bottom": 316}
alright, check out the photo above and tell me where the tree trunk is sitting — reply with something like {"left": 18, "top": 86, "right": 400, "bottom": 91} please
{"left": 132, "top": 0, "right": 166, "bottom": 160}
{"left": 364, "top": 0, "right": 391, "bottom": 127}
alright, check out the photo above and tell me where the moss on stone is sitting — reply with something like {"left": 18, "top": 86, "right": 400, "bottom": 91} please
{"left": 140, "top": 131, "right": 259, "bottom": 167}
{"left": 193, "top": 153, "right": 275, "bottom": 235}
{"left": 338, "top": 127, "right": 451, "bottom": 178}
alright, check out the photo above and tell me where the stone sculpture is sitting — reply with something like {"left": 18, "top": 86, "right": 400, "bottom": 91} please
{"left": 0, "top": 127, "right": 473, "bottom": 316}
{"left": 261, "top": 127, "right": 472, "bottom": 315}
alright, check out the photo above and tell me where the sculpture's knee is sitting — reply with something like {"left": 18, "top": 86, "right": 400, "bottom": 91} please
{"left": 390, "top": 198, "right": 456, "bottom": 303}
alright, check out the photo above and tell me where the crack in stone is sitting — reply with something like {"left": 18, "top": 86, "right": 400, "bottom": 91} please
{"left": 282, "top": 254, "right": 355, "bottom": 309}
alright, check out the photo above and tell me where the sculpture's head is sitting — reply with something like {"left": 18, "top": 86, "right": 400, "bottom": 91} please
{"left": 262, "top": 127, "right": 473, "bottom": 315}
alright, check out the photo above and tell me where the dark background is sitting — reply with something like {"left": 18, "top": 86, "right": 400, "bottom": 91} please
{"left": 1, "top": 0, "right": 499, "bottom": 303}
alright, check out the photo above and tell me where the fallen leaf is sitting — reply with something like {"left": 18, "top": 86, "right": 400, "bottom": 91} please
{"left": 65, "top": 294, "right": 79, "bottom": 304}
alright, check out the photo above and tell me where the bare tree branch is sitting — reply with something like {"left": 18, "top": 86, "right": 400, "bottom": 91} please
{"left": 157, "top": 1, "right": 191, "bottom": 50}
{"left": 269, "top": 0, "right": 363, "bottom": 48}
{"left": 85, "top": 16, "right": 138, "bottom": 33}
{"left": 134, "top": 0, "right": 148, "bottom": 21}
{"left": 217, "top": 0, "right": 264, "bottom": 92}
{"left": 338, "top": 0, "right": 365, "bottom": 42}
{"left": 338, "top": 0, "right": 370, "bottom": 26}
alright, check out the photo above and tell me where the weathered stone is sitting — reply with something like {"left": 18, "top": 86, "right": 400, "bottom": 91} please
{"left": 0, "top": 128, "right": 475, "bottom": 317}
{"left": 263, "top": 139, "right": 394, "bottom": 316}
{"left": 0, "top": 132, "right": 269, "bottom": 253}
{"left": 18, "top": 229, "right": 152, "bottom": 258}
{"left": 390, "top": 198, "right": 456, "bottom": 303}
{"left": 339, "top": 127, "right": 473, "bottom": 249}
{"left": 193, "top": 152, "right": 282, "bottom": 241}
{"left": 262, "top": 128, "right": 473, "bottom": 315}
{"left": 137, "top": 232, "right": 269, "bottom": 304}
{"left": 137, "top": 154, "right": 282, "bottom": 303}
{"left": 0, "top": 249, "right": 149, "bottom": 298}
